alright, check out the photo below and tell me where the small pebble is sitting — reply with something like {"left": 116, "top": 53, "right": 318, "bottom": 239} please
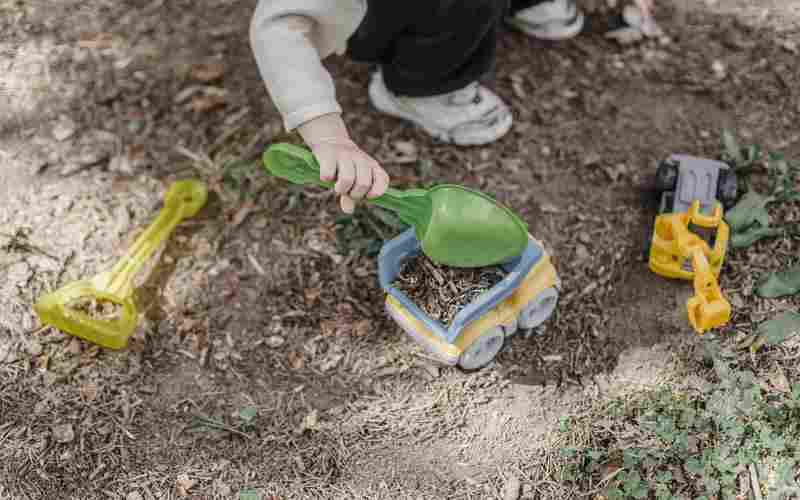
{"left": 52, "top": 118, "right": 77, "bottom": 141}
{"left": 575, "top": 244, "right": 591, "bottom": 261}
{"left": 34, "top": 400, "right": 50, "bottom": 414}
{"left": 266, "top": 335, "right": 285, "bottom": 348}
{"left": 52, "top": 423, "right": 75, "bottom": 443}
{"left": 28, "top": 341, "right": 43, "bottom": 356}
{"left": 712, "top": 60, "right": 727, "bottom": 78}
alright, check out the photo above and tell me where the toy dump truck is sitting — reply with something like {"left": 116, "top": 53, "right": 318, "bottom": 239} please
{"left": 647, "top": 154, "right": 738, "bottom": 334}
{"left": 378, "top": 228, "right": 559, "bottom": 371}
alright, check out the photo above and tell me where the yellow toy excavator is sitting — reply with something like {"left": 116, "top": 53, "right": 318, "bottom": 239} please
{"left": 647, "top": 155, "right": 737, "bottom": 334}
{"left": 649, "top": 200, "right": 731, "bottom": 333}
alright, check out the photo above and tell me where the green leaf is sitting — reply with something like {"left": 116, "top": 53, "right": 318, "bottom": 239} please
{"left": 730, "top": 225, "right": 782, "bottom": 248}
{"left": 657, "top": 471, "right": 674, "bottom": 483}
{"left": 685, "top": 457, "right": 704, "bottom": 475}
{"left": 588, "top": 450, "right": 604, "bottom": 460}
{"left": 239, "top": 489, "right": 260, "bottom": 500}
{"left": 655, "top": 486, "right": 670, "bottom": 500}
{"left": 725, "top": 191, "right": 772, "bottom": 233}
{"left": 766, "top": 434, "right": 786, "bottom": 452}
{"left": 757, "top": 311, "right": 800, "bottom": 346}
{"left": 722, "top": 129, "right": 744, "bottom": 165}
{"left": 623, "top": 449, "right": 642, "bottom": 468}
{"left": 704, "top": 476, "right": 721, "bottom": 494}
{"left": 745, "top": 144, "right": 761, "bottom": 164}
{"left": 777, "top": 460, "right": 797, "bottom": 483}
{"left": 335, "top": 214, "right": 355, "bottom": 225}
{"left": 239, "top": 406, "right": 257, "bottom": 423}
{"left": 623, "top": 471, "right": 644, "bottom": 496}
{"left": 560, "top": 447, "right": 577, "bottom": 458}
{"left": 369, "top": 207, "right": 408, "bottom": 231}
{"left": 769, "top": 152, "right": 790, "bottom": 177}
{"left": 756, "top": 264, "right": 800, "bottom": 298}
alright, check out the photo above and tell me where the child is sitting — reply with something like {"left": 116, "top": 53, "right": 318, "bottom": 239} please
{"left": 250, "top": 0, "right": 654, "bottom": 213}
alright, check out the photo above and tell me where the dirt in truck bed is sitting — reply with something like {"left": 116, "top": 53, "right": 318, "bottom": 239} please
{"left": 393, "top": 253, "right": 506, "bottom": 327}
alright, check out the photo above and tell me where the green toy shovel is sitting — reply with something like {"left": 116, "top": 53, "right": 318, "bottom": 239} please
{"left": 263, "top": 143, "right": 528, "bottom": 268}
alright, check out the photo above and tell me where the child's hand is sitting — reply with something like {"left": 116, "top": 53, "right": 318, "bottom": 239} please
{"left": 298, "top": 113, "right": 389, "bottom": 213}
{"left": 308, "top": 137, "right": 390, "bottom": 213}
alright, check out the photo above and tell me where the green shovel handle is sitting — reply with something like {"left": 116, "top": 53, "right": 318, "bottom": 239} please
{"left": 263, "top": 143, "right": 431, "bottom": 228}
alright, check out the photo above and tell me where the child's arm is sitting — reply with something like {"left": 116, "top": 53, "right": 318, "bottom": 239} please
{"left": 250, "top": 0, "right": 388, "bottom": 213}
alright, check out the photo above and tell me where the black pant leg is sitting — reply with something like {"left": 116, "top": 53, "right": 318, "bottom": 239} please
{"left": 344, "top": 1, "right": 412, "bottom": 66}
{"left": 509, "top": 0, "right": 553, "bottom": 15}
{"left": 346, "top": 0, "right": 510, "bottom": 98}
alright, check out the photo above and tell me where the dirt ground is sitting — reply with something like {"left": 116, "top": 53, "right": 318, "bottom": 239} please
{"left": 0, "top": 0, "right": 798, "bottom": 499}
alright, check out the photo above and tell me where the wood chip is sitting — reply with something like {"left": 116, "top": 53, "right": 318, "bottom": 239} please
{"left": 190, "top": 94, "right": 226, "bottom": 113}
{"left": 288, "top": 351, "right": 305, "bottom": 370}
{"left": 353, "top": 319, "right": 371, "bottom": 337}
{"left": 78, "top": 32, "right": 116, "bottom": 50}
{"left": 190, "top": 62, "right": 225, "bottom": 83}
{"left": 175, "top": 473, "right": 196, "bottom": 497}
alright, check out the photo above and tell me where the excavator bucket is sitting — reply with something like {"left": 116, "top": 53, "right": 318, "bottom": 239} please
{"left": 686, "top": 249, "right": 731, "bottom": 334}
{"left": 687, "top": 295, "right": 731, "bottom": 334}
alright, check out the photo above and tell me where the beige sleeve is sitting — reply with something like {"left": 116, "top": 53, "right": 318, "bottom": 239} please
{"left": 249, "top": 0, "right": 365, "bottom": 131}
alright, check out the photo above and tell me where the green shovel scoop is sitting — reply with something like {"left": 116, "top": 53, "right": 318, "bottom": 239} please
{"left": 263, "top": 143, "right": 529, "bottom": 268}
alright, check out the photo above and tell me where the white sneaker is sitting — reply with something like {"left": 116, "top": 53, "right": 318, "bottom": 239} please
{"left": 507, "top": 0, "right": 585, "bottom": 40}
{"left": 368, "top": 71, "right": 513, "bottom": 146}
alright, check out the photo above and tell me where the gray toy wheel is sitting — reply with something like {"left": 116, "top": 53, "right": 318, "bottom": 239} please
{"left": 458, "top": 326, "right": 505, "bottom": 371}
{"left": 655, "top": 160, "right": 679, "bottom": 192}
{"left": 518, "top": 287, "right": 559, "bottom": 329}
{"left": 716, "top": 169, "right": 738, "bottom": 209}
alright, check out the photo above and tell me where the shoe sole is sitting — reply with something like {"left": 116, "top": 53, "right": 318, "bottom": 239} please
{"left": 368, "top": 76, "right": 513, "bottom": 146}
{"left": 506, "top": 12, "right": 585, "bottom": 40}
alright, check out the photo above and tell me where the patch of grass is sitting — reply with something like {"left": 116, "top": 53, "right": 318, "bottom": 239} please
{"left": 553, "top": 337, "right": 800, "bottom": 499}
{"left": 547, "top": 132, "right": 795, "bottom": 500}
{"left": 722, "top": 129, "right": 800, "bottom": 250}
{"left": 334, "top": 206, "right": 408, "bottom": 258}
